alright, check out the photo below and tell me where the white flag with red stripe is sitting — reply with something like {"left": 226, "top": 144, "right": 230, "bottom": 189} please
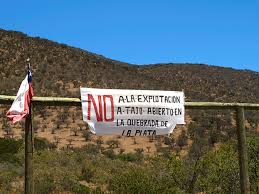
{"left": 6, "top": 69, "right": 33, "bottom": 123}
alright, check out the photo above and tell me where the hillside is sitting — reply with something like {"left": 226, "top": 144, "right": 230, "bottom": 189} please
{"left": 0, "top": 29, "right": 258, "bottom": 103}
{"left": 0, "top": 29, "right": 259, "bottom": 194}
{"left": 0, "top": 28, "right": 258, "bottom": 153}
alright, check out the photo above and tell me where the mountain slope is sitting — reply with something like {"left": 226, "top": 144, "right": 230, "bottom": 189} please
{"left": 0, "top": 28, "right": 258, "bottom": 104}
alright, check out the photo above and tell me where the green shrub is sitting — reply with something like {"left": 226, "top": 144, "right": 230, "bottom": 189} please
{"left": 197, "top": 143, "right": 240, "bottom": 194}
{"left": 167, "top": 155, "right": 189, "bottom": 191}
{"left": 96, "top": 136, "right": 104, "bottom": 146}
{"left": 109, "top": 166, "right": 152, "bottom": 193}
{"left": 83, "top": 131, "right": 92, "bottom": 141}
{"left": 102, "top": 149, "right": 116, "bottom": 159}
{"left": 34, "top": 173, "right": 56, "bottom": 194}
{"left": 34, "top": 137, "right": 56, "bottom": 150}
{"left": 247, "top": 136, "right": 259, "bottom": 193}
{"left": 81, "top": 163, "right": 95, "bottom": 182}
{"left": 0, "top": 138, "right": 23, "bottom": 163}
{"left": 82, "top": 144, "right": 100, "bottom": 154}
{"left": 72, "top": 184, "right": 105, "bottom": 194}
{"left": 118, "top": 153, "right": 140, "bottom": 162}
{"left": 33, "top": 150, "right": 80, "bottom": 193}
{"left": 188, "top": 137, "right": 210, "bottom": 160}
{"left": 156, "top": 146, "right": 173, "bottom": 158}
{"left": 109, "top": 165, "right": 186, "bottom": 194}
{"left": 72, "top": 183, "right": 91, "bottom": 194}
{"left": 106, "top": 139, "right": 120, "bottom": 148}
{"left": 0, "top": 163, "right": 21, "bottom": 193}
{"left": 164, "top": 136, "right": 174, "bottom": 146}
{"left": 177, "top": 130, "right": 188, "bottom": 148}
{"left": 34, "top": 165, "right": 79, "bottom": 193}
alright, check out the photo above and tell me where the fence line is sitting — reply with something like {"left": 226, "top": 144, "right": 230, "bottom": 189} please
{"left": 1, "top": 95, "right": 259, "bottom": 109}
{"left": 0, "top": 94, "right": 258, "bottom": 194}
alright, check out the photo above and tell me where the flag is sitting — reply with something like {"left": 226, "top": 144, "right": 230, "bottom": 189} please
{"left": 6, "top": 69, "right": 34, "bottom": 123}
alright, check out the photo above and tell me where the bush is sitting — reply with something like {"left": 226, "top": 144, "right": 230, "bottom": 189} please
{"left": 197, "top": 143, "right": 240, "bottom": 194}
{"left": 0, "top": 138, "right": 23, "bottom": 163}
{"left": 72, "top": 183, "right": 91, "bottom": 194}
{"left": 164, "top": 136, "right": 174, "bottom": 146}
{"left": 34, "top": 173, "right": 56, "bottom": 194}
{"left": 81, "top": 163, "right": 95, "bottom": 182}
{"left": 188, "top": 138, "right": 209, "bottom": 160}
{"left": 96, "top": 136, "right": 104, "bottom": 146}
{"left": 167, "top": 155, "right": 189, "bottom": 191}
{"left": 157, "top": 147, "right": 172, "bottom": 158}
{"left": 109, "top": 166, "right": 152, "bottom": 193}
{"left": 208, "top": 129, "right": 219, "bottom": 146}
{"left": 247, "top": 136, "right": 259, "bottom": 193}
{"left": 0, "top": 163, "right": 22, "bottom": 193}
{"left": 109, "top": 165, "right": 186, "bottom": 194}
{"left": 118, "top": 152, "right": 142, "bottom": 162}
{"left": 82, "top": 144, "right": 100, "bottom": 154}
{"left": 106, "top": 139, "right": 120, "bottom": 148}
{"left": 72, "top": 184, "right": 105, "bottom": 194}
{"left": 177, "top": 131, "right": 188, "bottom": 148}
{"left": 83, "top": 131, "right": 92, "bottom": 141}
{"left": 34, "top": 137, "right": 56, "bottom": 150}
{"left": 102, "top": 149, "right": 116, "bottom": 159}
{"left": 34, "top": 150, "right": 80, "bottom": 193}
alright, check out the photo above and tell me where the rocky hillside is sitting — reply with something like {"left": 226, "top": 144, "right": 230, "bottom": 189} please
{"left": 0, "top": 29, "right": 258, "bottom": 103}
{"left": 0, "top": 29, "right": 258, "bottom": 153}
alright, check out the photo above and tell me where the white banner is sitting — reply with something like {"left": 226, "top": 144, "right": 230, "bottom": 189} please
{"left": 81, "top": 88, "right": 185, "bottom": 136}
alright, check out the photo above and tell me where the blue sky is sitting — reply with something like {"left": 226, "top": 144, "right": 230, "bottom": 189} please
{"left": 0, "top": 0, "right": 258, "bottom": 72}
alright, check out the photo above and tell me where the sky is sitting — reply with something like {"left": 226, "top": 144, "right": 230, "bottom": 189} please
{"left": 0, "top": 0, "right": 258, "bottom": 72}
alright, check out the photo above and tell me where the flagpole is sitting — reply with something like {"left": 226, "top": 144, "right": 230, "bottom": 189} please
{"left": 24, "top": 58, "right": 34, "bottom": 194}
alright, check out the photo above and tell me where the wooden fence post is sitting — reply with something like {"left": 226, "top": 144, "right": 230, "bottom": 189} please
{"left": 236, "top": 107, "right": 250, "bottom": 194}
{"left": 25, "top": 103, "right": 34, "bottom": 194}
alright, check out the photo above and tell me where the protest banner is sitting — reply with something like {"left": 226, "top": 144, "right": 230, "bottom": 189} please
{"left": 81, "top": 88, "right": 185, "bottom": 136}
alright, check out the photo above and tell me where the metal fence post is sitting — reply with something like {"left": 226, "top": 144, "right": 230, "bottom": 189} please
{"left": 236, "top": 107, "right": 250, "bottom": 194}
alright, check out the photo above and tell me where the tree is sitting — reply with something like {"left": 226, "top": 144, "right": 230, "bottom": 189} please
{"left": 96, "top": 136, "right": 103, "bottom": 147}
{"left": 119, "top": 148, "right": 125, "bottom": 154}
{"left": 3, "top": 127, "right": 13, "bottom": 139}
{"left": 66, "top": 138, "right": 73, "bottom": 149}
{"left": 53, "top": 136, "right": 61, "bottom": 147}
{"left": 208, "top": 129, "right": 219, "bottom": 146}
{"left": 149, "top": 135, "right": 155, "bottom": 142}
{"left": 106, "top": 140, "right": 120, "bottom": 149}
{"left": 1, "top": 118, "right": 9, "bottom": 131}
{"left": 71, "top": 128, "right": 79, "bottom": 136}
{"left": 51, "top": 128, "right": 56, "bottom": 134}
{"left": 177, "top": 130, "right": 188, "bottom": 149}
{"left": 196, "top": 143, "right": 240, "bottom": 194}
{"left": 33, "top": 120, "right": 39, "bottom": 133}
{"left": 189, "top": 138, "right": 209, "bottom": 160}
{"left": 132, "top": 137, "right": 137, "bottom": 145}
{"left": 164, "top": 136, "right": 174, "bottom": 147}
{"left": 57, "top": 111, "right": 68, "bottom": 123}
{"left": 41, "top": 124, "right": 47, "bottom": 132}
{"left": 83, "top": 131, "right": 92, "bottom": 142}
{"left": 134, "top": 148, "right": 144, "bottom": 154}
{"left": 187, "top": 121, "right": 199, "bottom": 139}
{"left": 78, "top": 123, "right": 85, "bottom": 131}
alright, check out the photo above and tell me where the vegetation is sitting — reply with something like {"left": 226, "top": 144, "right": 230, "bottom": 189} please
{"left": 0, "top": 29, "right": 259, "bottom": 193}
{"left": 0, "top": 136, "right": 258, "bottom": 193}
{"left": 0, "top": 29, "right": 258, "bottom": 104}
